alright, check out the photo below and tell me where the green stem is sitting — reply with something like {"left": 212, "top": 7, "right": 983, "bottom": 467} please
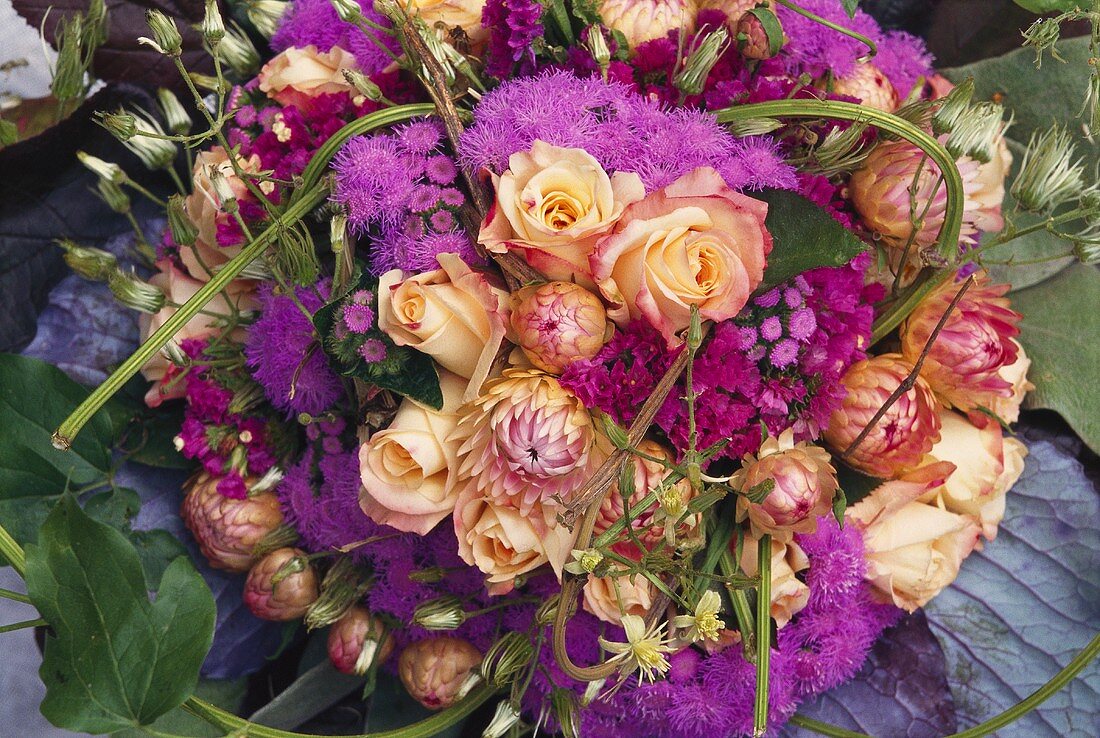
{"left": 786, "top": 714, "right": 868, "bottom": 737}
{"left": 753, "top": 534, "right": 772, "bottom": 736}
{"left": 182, "top": 683, "right": 496, "bottom": 738}
{"left": 0, "top": 588, "right": 31, "bottom": 604}
{"left": 719, "top": 549, "right": 756, "bottom": 660}
{"left": 774, "top": 0, "right": 877, "bottom": 62}
{"left": 0, "top": 522, "right": 25, "bottom": 577}
{"left": 0, "top": 618, "right": 46, "bottom": 633}
{"left": 714, "top": 100, "right": 965, "bottom": 344}
{"left": 52, "top": 184, "right": 326, "bottom": 449}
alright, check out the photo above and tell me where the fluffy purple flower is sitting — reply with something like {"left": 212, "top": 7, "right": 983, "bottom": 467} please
{"left": 271, "top": 0, "right": 397, "bottom": 76}
{"left": 483, "top": 0, "right": 544, "bottom": 79}
{"left": 333, "top": 135, "right": 418, "bottom": 228}
{"left": 368, "top": 226, "right": 483, "bottom": 276}
{"left": 246, "top": 282, "right": 343, "bottom": 416}
{"left": 342, "top": 302, "right": 375, "bottom": 333}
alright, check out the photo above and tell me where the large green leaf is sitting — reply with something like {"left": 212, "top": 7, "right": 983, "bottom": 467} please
{"left": 1011, "top": 264, "right": 1100, "bottom": 453}
{"left": 755, "top": 189, "right": 869, "bottom": 289}
{"left": 24, "top": 496, "right": 216, "bottom": 733}
{"left": 1011, "top": 0, "right": 1078, "bottom": 13}
{"left": 942, "top": 37, "right": 1095, "bottom": 291}
{"left": 113, "top": 678, "right": 247, "bottom": 738}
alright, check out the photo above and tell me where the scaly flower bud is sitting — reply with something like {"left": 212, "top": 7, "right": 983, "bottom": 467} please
{"left": 217, "top": 24, "right": 261, "bottom": 77}
{"left": 413, "top": 595, "right": 468, "bottom": 630}
{"left": 96, "top": 178, "right": 131, "bottom": 214}
{"left": 675, "top": 26, "right": 730, "bottom": 96}
{"left": 509, "top": 282, "right": 609, "bottom": 374}
{"left": 900, "top": 270, "right": 1021, "bottom": 414}
{"left": 342, "top": 69, "right": 384, "bottom": 101}
{"left": 483, "top": 701, "right": 521, "bottom": 738}
{"left": 327, "top": 606, "right": 393, "bottom": 675}
{"left": 598, "top": 0, "right": 698, "bottom": 49}
{"left": 398, "top": 637, "right": 483, "bottom": 710}
{"left": 208, "top": 166, "right": 239, "bottom": 213}
{"left": 735, "top": 6, "right": 783, "bottom": 61}
{"left": 202, "top": 0, "right": 226, "bottom": 46}
{"left": 140, "top": 10, "right": 184, "bottom": 56}
{"left": 732, "top": 428, "right": 838, "bottom": 538}
{"left": 96, "top": 110, "right": 137, "bottom": 142}
{"left": 167, "top": 194, "right": 198, "bottom": 246}
{"left": 57, "top": 239, "right": 117, "bottom": 281}
{"left": 244, "top": 547, "right": 319, "bottom": 621}
{"left": 1011, "top": 125, "right": 1085, "bottom": 214}
{"left": 823, "top": 354, "right": 941, "bottom": 478}
{"left": 246, "top": 0, "right": 289, "bottom": 38}
{"left": 77, "top": 151, "right": 125, "bottom": 184}
{"left": 181, "top": 473, "right": 285, "bottom": 572}
{"left": 830, "top": 63, "right": 898, "bottom": 112}
{"left": 108, "top": 270, "right": 166, "bottom": 313}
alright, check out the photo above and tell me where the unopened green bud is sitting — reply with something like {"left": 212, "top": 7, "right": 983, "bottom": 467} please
{"left": 944, "top": 101, "right": 1007, "bottom": 164}
{"left": 342, "top": 69, "right": 384, "bottom": 101}
{"left": 57, "top": 239, "right": 117, "bottom": 280}
{"left": 482, "top": 701, "right": 521, "bottom": 738}
{"left": 157, "top": 88, "right": 191, "bottom": 135}
{"left": 726, "top": 117, "right": 783, "bottom": 137}
{"left": 108, "top": 270, "right": 165, "bottom": 313}
{"left": 686, "top": 305, "right": 703, "bottom": 349}
{"left": 96, "top": 109, "right": 137, "bottom": 141}
{"left": 303, "top": 557, "right": 371, "bottom": 630}
{"left": 675, "top": 27, "right": 729, "bottom": 97}
{"left": 329, "top": 0, "right": 363, "bottom": 23}
{"left": 246, "top": 0, "right": 289, "bottom": 38}
{"left": 189, "top": 72, "right": 231, "bottom": 94}
{"left": 141, "top": 10, "right": 184, "bottom": 56}
{"left": 407, "top": 566, "right": 446, "bottom": 583}
{"left": 481, "top": 631, "right": 534, "bottom": 687}
{"left": 581, "top": 678, "right": 605, "bottom": 706}
{"left": 202, "top": 0, "right": 226, "bottom": 45}
{"left": 551, "top": 688, "right": 580, "bottom": 738}
{"left": 600, "top": 413, "right": 630, "bottom": 451}
{"left": 77, "top": 151, "right": 126, "bottom": 184}
{"left": 218, "top": 24, "right": 261, "bottom": 77}
{"left": 1022, "top": 17, "right": 1063, "bottom": 68}
{"left": 208, "top": 167, "right": 238, "bottom": 212}
{"left": 931, "top": 76, "right": 974, "bottom": 136}
{"left": 167, "top": 194, "right": 198, "bottom": 246}
{"left": 617, "top": 458, "right": 635, "bottom": 498}
{"left": 413, "top": 595, "right": 468, "bottom": 630}
{"left": 1011, "top": 125, "right": 1085, "bottom": 214}
{"left": 535, "top": 593, "right": 559, "bottom": 625}
{"left": 1072, "top": 225, "right": 1100, "bottom": 265}
{"left": 736, "top": 6, "right": 784, "bottom": 61}
{"left": 84, "top": 0, "right": 108, "bottom": 47}
{"left": 123, "top": 109, "right": 177, "bottom": 170}
{"left": 330, "top": 213, "right": 348, "bottom": 255}
{"left": 96, "top": 178, "right": 131, "bottom": 214}
{"left": 585, "top": 26, "right": 610, "bottom": 79}
{"left": 51, "top": 14, "right": 87, "bottom": 102}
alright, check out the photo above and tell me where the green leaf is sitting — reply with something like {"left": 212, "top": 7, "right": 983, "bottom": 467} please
{"left": 1010, "top": 263, "right": 1100, "bottom": 453}
{"left": 112, "top": 678, "right": 247, "bottom": 738}
{"left": 755, "top": 189, "right": 868, "bottom": 289}
{"left": 24, "top": 496, "right": 216, "bottom": 733}
{"left": 247, "top": 661, "right": 364, "bottom": 730}
{"left": 1011, "top": 0, "right": 1078, "bottom": 13}
{"left": 841, "top": 0, "right": 859, "bottom": 17}
{"left": 942, "top": 37, "right": 1095, "bottom": 290}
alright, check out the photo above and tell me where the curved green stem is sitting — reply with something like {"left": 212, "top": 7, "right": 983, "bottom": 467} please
{"left": 0, "top": 522, "right": 26, "bottom": 577}
{"left": 774, "top": 0, "right": 877, "bottom": 62}
{"left": 182, "top": 683, "right": 496, "bottom": 738}
{"left": 714, "top": 100, "right": 965, "bottom": 343}
{"left": 787, "top": 714, "right": 868, "bottom": 737}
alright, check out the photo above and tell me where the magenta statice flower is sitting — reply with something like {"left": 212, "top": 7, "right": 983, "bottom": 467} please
{"left": 271, "top": 0, "right": 398, "bottom": 76}
{"left": 482, "top": 0, "right": 544, "bottom": 78}
{"left": 246, "top": 282, "right": 343, "bottom": 417}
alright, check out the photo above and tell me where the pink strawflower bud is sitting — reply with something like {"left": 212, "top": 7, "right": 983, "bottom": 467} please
{"left": 900, "top": 271, "right": 1022, "bottom": 413}
{"left": 598, "top": 0, "right": 698, "bottom": 48}
{"left": 180, "top": 473, "right": 284, "bottom": 573}
{"left": 824, "top": 354, "right": 942, "bottom": 478}
{"left": 398, "top": 637, "right": 482, "bottom": 710}
{"left": 829, "top": 63, "right": 899, "bottom": 112}
{"left": 735, "top": 6, "right": 784, "bottom": 61}
{"left": 698, "top": 0, "right": 768, "bottom": 23}
{"left": 732, "top": 428, "right": 838, "bottom": 538}
{"left": 327, "top": 605, "right": 394, "bottom": 675}
{"left": 510, "top": 282, "right": 610, "bottom": 375}
{"left": 243, "top": 547, "right": 319, "bottom": 621}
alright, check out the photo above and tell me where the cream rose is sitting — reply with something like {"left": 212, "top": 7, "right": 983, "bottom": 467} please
{"left": 358, "top": 372, "right": 467, "bottom": 535}
{"left": 479, "top": 141, "right": 645, "bottom": 283}
{"left": 408, "top": 0, "right": 490, "bottom": 45}
{"left": 739, "top": 535, "right": 811, "bottom": 628}
{"left": 378, "top": 253, "right": 510, "bottom": 401}
{"left": 182, "top": 146, "right": 270, "bottom": 281}
{"left": 582, "top": 569, "right": 657, "bottom": 625}
{"left": 453, "top": 487, "right": 575, "bottom": 595}
{"left": 847, "top": 462, "right": 982, "bottom": 612}
{"left": 921, "top": 411, "right": 1027, "bottom": 542}
{"left": 985, "top": 339, "right": 1033, "bottom": 424}
{"left": 139, "top": 259, "right": 257, "bottom": 407}
{"left": 258, "top": 45, "right": 358, "bottom": 107}
{"left": 591, "top": 167, "right": 771, "bottom": 346}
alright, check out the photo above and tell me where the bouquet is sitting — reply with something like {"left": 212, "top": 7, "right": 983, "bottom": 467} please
{"left": 1, "top": 0, "right": 1097, "bottom": 736}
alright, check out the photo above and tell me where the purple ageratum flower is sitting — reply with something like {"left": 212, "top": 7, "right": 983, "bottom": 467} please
{"left": 788, "top": 307, "right": 817, "bottom": 342}
{"left": 482, "top": 0, "right": 544, "bottom": 79}
{"left": 760, "top": 315, "right": 783, "bottom": 343}
{"left": 357, "top": 338, "right": 386, "bottom": 363}
{"left": 395, "top": 120, "right": 444, "bottom": 155}
{"left": 771, "top": 338, "right": 800, "bottom": 368}
{"left": 245, "top": 283, "right": 343, "bottom": 416}
{"left": 342, "top": 302, "right": 375, "bottom": 333}
{"left": 333, "top": 134, "right": 418, "bottom": 229}
{"left": 270, "top": 0, "right": 398, "bottom": 76}
{"left": 368, "top": 225, "right": 483, "bottom": 276}
{"left": 424, "top": 155, "right": 457, "bottom": 184}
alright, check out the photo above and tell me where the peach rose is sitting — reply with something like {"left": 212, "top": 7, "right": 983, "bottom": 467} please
{"left": 453, "top": 486, "right": 575, "bottom": 595}
{"left": 591, "top": 167, "right": 771, "bottom": 346}
{"left": 738, "top": 535, "right": 810, "bottom": 628}
{"left": 582, "top": 569, "right": 658, "bottom": 625}
{"left": 378, "top": 253, "right": 510, "bottom": 402}
{"left": 408, "top": 0, "right": 490, "bottom": 45}
{"left": 847, "top": 462, "right": 981, "bottom": 612}
{"left": 985, "top": 340, "right": 1033, "bottom": 424}
{"left": 358, "top": 371, "right": 467, "bottom": 535}
{"left": 258, "top": 44, "right": 358, "bottom": 108}
{"left": 182, "top": 146, "right": 269, "bottom": 281}
{"left": 921, "top": 411, "right": 1027, "bottom": 542}
{"left": 479, "top": 141, "right": 645, "bottom": 283}
{"left": 139, "top": 259, "right": 257, "bottom": 406}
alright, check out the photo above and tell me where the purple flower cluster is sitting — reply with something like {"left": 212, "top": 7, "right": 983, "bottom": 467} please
{"left": 561, "top": 254, "right": 880, "bottom": 458}
{"left": 333, "top": 120, "right": 482, "bottom": 274}
{"left": 245, "top": 282, "right": 343, "bottom": 417}
{"left": 482, "top": 0, "right": 544, "bottom": 79}
{"left": 459, "top": 70, "right": 797, "bottom": 192}
{"left": 270, "top": 0, "right": 399, "bottom": 76}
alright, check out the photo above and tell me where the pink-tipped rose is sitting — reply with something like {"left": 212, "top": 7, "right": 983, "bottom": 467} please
{"left": 180, "top": 473, "right": 284, "bottom": 572}
{"left": 258, "top": 44, "right": 359, "bottom": 109}
{"left": 244, "top": 547, "right": 319, "bottom": 621}
{"left": 583, "top": 569, "right": 658, "bottom": 625}
{"left": 479, "top": 141, "right": 645, "bottom": 283}
{"left": 900, "top": 270, "right": 1022, "bottom": 413}
{"left": 398, "top": 637, "right": 482, "bottom": 710}
{"left": 732, "top": 428, "right": 838, "bottom": 539}
{"left": 591, "top": 167, "right": 771, "bottom": 346}
{"left": 328, "top": 606, "right": 394, "bottom": 676}
{"left": 378, "top": 253, "right": 510, "bottom": 402}
{"left": 824, "top": 354, "right": 942, "bottom": 478}
{"left": 509, "top": 282, "right": 610, "bottom": 374}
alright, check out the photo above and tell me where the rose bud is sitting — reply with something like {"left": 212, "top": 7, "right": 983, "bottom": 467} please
{"left": 736, "top": 6, "right": 784, "bottom": 61}
{"left": 847, "top": 462, "right": 981, "bottom": 612}
{"left": 244, "top": 547, "right": 319, "bottom": 621}
{"left": 181, "top": 473, "right": 284, "bottom": 572}
{"left": 732, "top": 428, "right": 838, "bottom": 539}
{"left": 900, "top": 270, "right": 1022, "bottom": 414}
{"left": 510, "top": 282, "right": 610, "bottom": 375}
{"left": 823, "top": 354, "right": 941, "bottom": 479}
{"left": 829, "top": 63, "right": 898, "bottom": 112}
{"left": 598, "top": 0, "right": 698, "bottom": 49}
{"left": 327, "top": 606, "right": 394, "bottom": 675}
{"left": 398, "top": 637, "right": 482, "bottom": 710}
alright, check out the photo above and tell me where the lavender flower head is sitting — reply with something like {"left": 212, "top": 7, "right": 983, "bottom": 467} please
{"left": 271, "top": 0, "right": 398, "bottom": 76}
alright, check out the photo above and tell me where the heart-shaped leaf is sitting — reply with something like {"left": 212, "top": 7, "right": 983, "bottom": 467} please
{"left": 24, "top": 496, "right": 216, "bottom": 733}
